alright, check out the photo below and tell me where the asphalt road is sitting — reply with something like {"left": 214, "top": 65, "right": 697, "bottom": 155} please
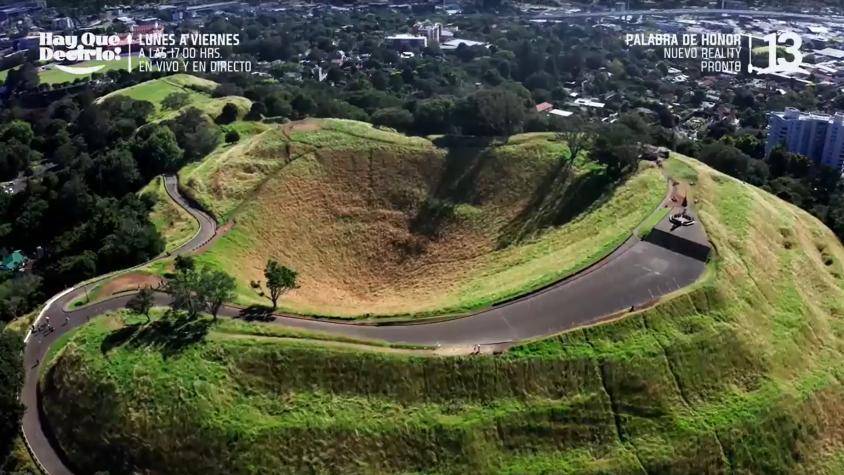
{"left": 19, "top": 174, "right": 216, "bottom": 475}
{"left": 19, "top": 175, "right": 709, "bottom": 475}
{"left": 161, "top": 175, "right": 217, "bottom": 251}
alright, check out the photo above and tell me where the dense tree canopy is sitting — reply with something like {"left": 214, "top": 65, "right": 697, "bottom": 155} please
{"left": 0, "top": 327, "right": 23, "bottom": 468}
{"left": 456, "top": 88, "right": 525, "bottom": 136}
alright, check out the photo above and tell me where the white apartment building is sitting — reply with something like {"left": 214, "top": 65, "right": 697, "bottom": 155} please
{"left": 766, "top": 108, "right": 844, "bottom": 172}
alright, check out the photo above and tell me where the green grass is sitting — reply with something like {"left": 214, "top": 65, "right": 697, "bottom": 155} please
{"left": 97, "top": 74, "right": 251, "bottom": 121}
{"left": 664, "top": 154, "right": 699, "bottom": 182}
{"left": 139, "top": 175, "right": 199, "bottom": 253}
{"left": 40, "top": 153, "right": 844, "bottom": 474}
{"left": 637, "top": 205, "right": 670, "bottom": 239}
{"left": 189, "top": 119, "right": 666, "bottom": 318}
{"left": 1, "top": 436, "right": 41, "bottom": 475}
{"left": 178, "top": 122, "right": 279, "bottom": 221}
{"left": 65, "top": 271, "right": 157, "bottom": 310}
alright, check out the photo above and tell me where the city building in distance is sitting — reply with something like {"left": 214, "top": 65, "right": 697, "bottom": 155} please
{"left": 766, "top": 108, "right": 844, "bottom": 173}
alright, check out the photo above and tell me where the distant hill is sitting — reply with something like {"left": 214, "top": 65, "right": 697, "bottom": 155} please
{"left": 97, "top": 74, "right": 251, "bottom": 122}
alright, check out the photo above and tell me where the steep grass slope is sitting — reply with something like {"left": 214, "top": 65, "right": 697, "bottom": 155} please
{"left": 41, "top": 156, "right": 844, "bottom": 474}
{"left": 191, "top": 119, "right": 665, "bottom": 317}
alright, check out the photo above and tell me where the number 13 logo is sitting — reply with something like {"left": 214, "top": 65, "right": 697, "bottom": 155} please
{"left": 747, "top": 32, "right": 803, "bottom": 74}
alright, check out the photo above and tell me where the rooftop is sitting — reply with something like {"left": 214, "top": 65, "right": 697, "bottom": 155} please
{"left": 573, "top": 98, "right": 605, "bottom": 108}
{"left": 385, "top": 34, "right": 426, "bottom": 40}
{"left": 549, "top": 109, "right": 573, "bottom": 117}
{"left": 1, "top": 250, "right": 26, "bottom": 272}
{"left": 815, "top": 48, "right": 844, "bottom": 59}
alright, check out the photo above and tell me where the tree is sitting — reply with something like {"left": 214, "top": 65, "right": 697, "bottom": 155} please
{"left": 165, "top": 265, "right": 235, "bottom": 320}
{"left": 166, "top": 108, "right": 220, "bottom": 163}
{"left": 733, "top": 134, "right": 764, "bottom": 159}
{"left": 162, "top": 92, "right": 190, "bottom": 111}
{"left": 456, "top": 88, "right": 525, "bottom": 136}
{"left": 0, "top": 120, "right": 34, "bottom": 145}
{"left": 264, "top": 94, "right": 292, "bottom": 117}
{"left": 166, "top": 268, "right": 202, "bottom": 318}
{"left": 88, "top": 146, "right": 141, "bottom": 196}
{"left": 0, "top": 274, "right": 42, "bottom": 322}
{"left": 215, "top": 102, "right": 239, "bottom": 125}
{"left": 100, "top": 96, "right": 154, "bottom": 129}
{"left": 225, "top": 130, "right": 241, "bottom": 143}
{"left": 371, "top": 107, "right": 414, "bottom": 131}
{"left": 212, "top": 83, "right": 244, "bottom": 98}
{"left": 766, "top": 176, "right": 811, "bottom": 208}
{"left": 57, "top": 251, "right": 97, "bottom": 284}
{"left": 291, "top": 93, "right": 317, "bottom": 117}
{"left": 591, "top": 123, "right": 642, "bottom": 179}
{"left": 0, "top": 328, "right": 23, "bottom": 465}
{"left": 555, "top": 117, "right": 594, "bottom": 168}
{"left": 245, "top": 101, "right": 267, "bottom": 121}
{"left": 132, "top": 124, "right": 184, "bottom": 178}
{"left": 699, "top": 141, "right": 751, "bottom": 179}
{"left": 0, "top": 139, "right": 34, "bottom": 181}
{"left": 4, "top": 62, "right": 39, "bottom": 93}
{"left": 264, "top": 259, "right": 297, "bottom": 310}
{"left": 98, "top": 213, "right": 163, "bottom": 270}
{"left": 127, "top": 286, "right": 154, "bottom": 323}
{"left": 197, "top": 268, "right": 236, "bottom": 320}
{"left": 371, "top": 70, "right": 388, "bottom": 90}
{"left": 174, "top": 255, "right": 195, "bottom": 274}
{"left": 413, "top": 98, "right": 454, "bottom": 134}
{"left": 76, "top": 105, "right": 110, "bottom": 151}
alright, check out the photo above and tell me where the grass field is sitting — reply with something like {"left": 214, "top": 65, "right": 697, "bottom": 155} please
{"left": 139, "top": 175, "right": 199, "bottom": 253}
{"left": 97, "top": 74, "right": 251, "bottom": 121}
{"left": 41, "top": 155, "right": 844, "bottom": 473}
{"left": 189, "top": 120, "right": 666, "bottom": 317}
{"left": 178, "top": 121, "right": 278, "bottom": 221}
{"left": 0, "top": 57, "right": 153, "bottom": 85}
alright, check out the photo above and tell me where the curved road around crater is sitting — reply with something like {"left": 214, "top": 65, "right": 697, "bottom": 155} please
{"left": 20, "top": 174, "right": 708, "bottom": 475}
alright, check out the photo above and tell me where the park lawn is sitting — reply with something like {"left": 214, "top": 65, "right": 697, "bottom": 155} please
{"left": 97, "top": 74, "right": 251, "bottom": 121}
{"left": 664, "top": 153, "right": 699, "bottom": 182}
{"left": 41, "top": 151, "right": 844, "bottom": 474}
{"left": 139, "top": 175, "right": 199, "bottom": 254}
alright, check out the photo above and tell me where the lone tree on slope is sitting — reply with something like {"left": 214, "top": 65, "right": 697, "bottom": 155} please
{"left": 198, "top": 268, "right": 236, "bottom": 320}
{"left": 555, "top": 117, "right": 595, "bottom": 170}
{"left": 264, "top": 259, "right": 298, "bottom": 310}
{"left": 127, "top": 286, "right": 155, "bottom": 323}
